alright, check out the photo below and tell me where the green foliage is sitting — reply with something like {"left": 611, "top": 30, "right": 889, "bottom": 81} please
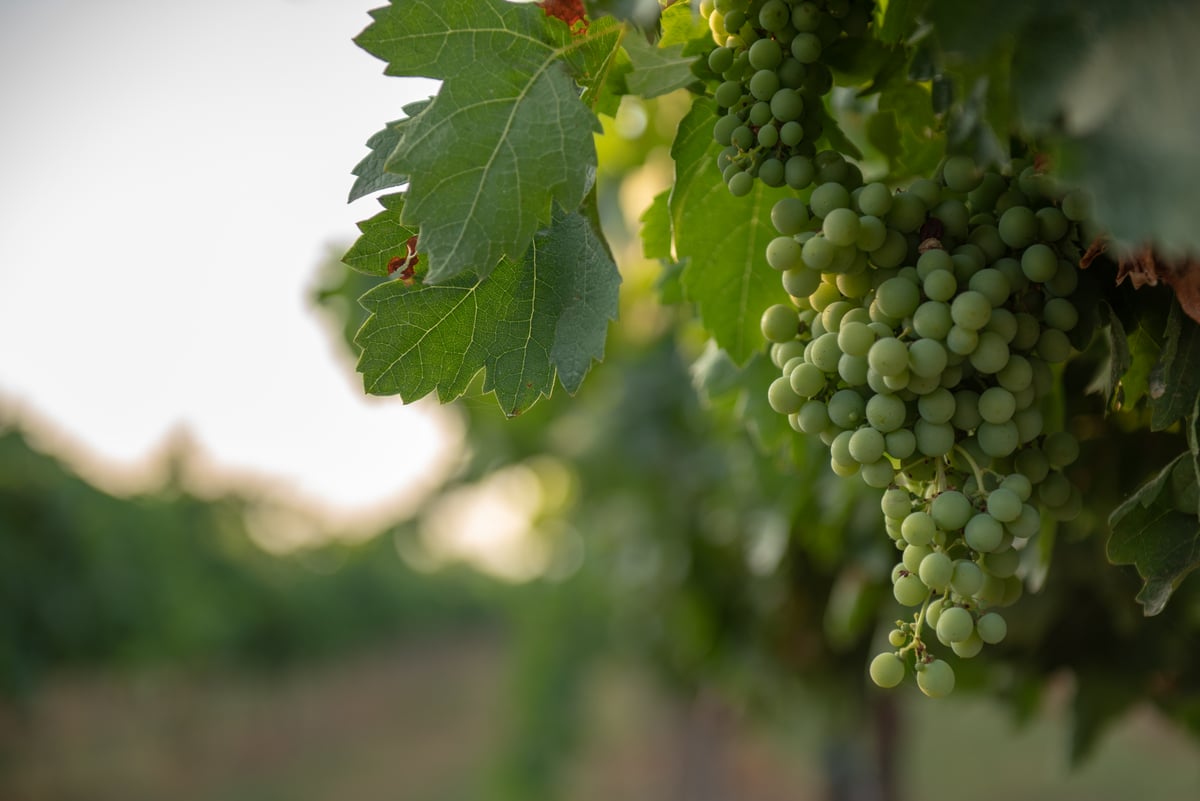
{"left": 356, "top": 207, "right": 619, "bottom": 414}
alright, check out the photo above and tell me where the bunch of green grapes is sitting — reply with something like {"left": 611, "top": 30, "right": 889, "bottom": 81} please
{"left": 758, "top": 154, "right": 1094, "bottom": 696}
{"left": 698, "top": 0, "right": 873, "bottom": 196}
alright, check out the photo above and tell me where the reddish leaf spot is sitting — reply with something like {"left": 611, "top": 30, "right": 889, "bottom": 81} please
{"left": 539, "top": 0, "right": 588, "bottom": 32}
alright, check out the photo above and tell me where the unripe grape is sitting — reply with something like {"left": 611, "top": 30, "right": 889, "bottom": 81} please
{"left": 951, "top": 559, "right": 984, "bottom": 596}
{"left": 901, "top": 511, "right": 936, "bottom": 546}
{"left": 951, "top": 630, "right": 985, "bottom": 658}
{"left": 893, "top": 572, "right": 928, "bottom": 606}
{"left": 882, "top": 488, "right": 912, "bottom": 520}
{"left": 1043, "top": 431, "right": 1080, "bottom": 468}
{"left": 965, "top": 513, "right": 1004, "bottom": 552}
{"left": 982, "top": 546, "right": 1020, "bottom": 579}
{"left": 917, "top": 659, "right": 955, "bottom": 697}
{"left": 975, "top": 611, "right": 1008, "bottom": 644}
{"left": 919, "top": 551, "right": 954, "bottom": 591}
{"left": 869, "top": 652, "right": 906, "bottom": 688}
{"left": 931, "top": 490, "right": 973, "bottom": 531}
{"left": 761, "top": 303, "right": 798, "bottom": 343}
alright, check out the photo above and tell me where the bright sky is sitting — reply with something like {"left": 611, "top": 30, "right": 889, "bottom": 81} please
{"left": 0, "top": 0, "right": 457, "bottom": 531}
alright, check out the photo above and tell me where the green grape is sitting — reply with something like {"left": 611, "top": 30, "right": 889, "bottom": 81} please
{"left": 968, "top": 269, "right": 1011, "bottom": 307}
{"left": 1014, "top": 447, "right": 1050, "bottom": 484}
{"left": 996, "top": 355, "right": 1033, "bottom": 394}
{"left": 901, "top": 511, "right": 936, "bottom": 547}
{"left": 773, "top": 339, "right": 806, "bottom": 368}
{"left": 1038, "top": 470, "right": 1072, "bottom": 507}
{"left": 810, "top": 182, "right": 852, "bottom": 218}
{"left": 820, "top": 207, "right": 859, "bottom": 248}
{"left": 909, "top": 338, "right": 949, "bottom": 379}
{"left": 950, "top": 291, "right": 992, "bottom": 331}
{"left": 761, "top": 303, "right": 798, "bottom": 343}
{"left": 931, "top": 491, "right": 972, "bottom": 531}
{"left": 917, "top": 659, "right": 955, "bottom": 697}
{"left": 731, "top": 124, "right": 755, "bottom": 150}
{"left": 789, "top": 361, "right": 825, "bottom": 397}
{"left": 830, "top": 428, "right": 856, "bottom": 466}
{"left": 1021, "top": 243, "right": 1058, "bottom": 282}
{"left": 748, "top": 36, "right": 782, "bottom": 70}
{"left": 770, "top": 87, "right": 805, "bottom": 122}
{"left": 906, "top": 371, "right": 941, "bottom": 396}
{"left": 917, "top": 387, "right": 956, "bottom": 425}
{"left": 882, "top": 487, "right": 912, "bottom": 519}
{"left": 975, "top": 612, "right": 1007, "bottom": 644}
{"left": 942, "top": 154, "right": 982, "bottom": 193}
{"left": 887, "top": 628, "right": 908, "bottom": 648}
{"left": 749, "top": 68, "right": 780, "bottom": 101}
{"left": 969, "top": 331, "right": 1010, "bottom": 374}
{"left": 946, "top": 325, "right": 979, "bottom": 356}
{"left": 849, "top": 426, "right": 886, "bottom": 464}
{"left": 968, "top": 171, "right": 1007, "bottom": 212}
{"left": 885, "top": 429, "right": 917, "bottom": 460}
{"left": 922, "top": 269, "right": 956, "bottom": 304}
{"left": 827, "top": 388, "right": 867, "bottom": 428}
{"left": 969, "top": 223, "right": 1006, "bottom": 263}
{"left": 936, "top": 605, "right": 975, "bottom": 643}
{"left": 870, "top": 230, "right": 908, "bottom": 268}
{"left": 1044, "top": 298, "right": 1080, "bottom": 333}
{"left": 919, "top": 551, "right": 954, "bottom": 591}
{"left": 714, "top": 80, "right": 743, "bottom": 109}
{"left": 837, "top": 270, "right": 872, "bottom": 299}
{"left": 808, "top": 331, "right": 842, "bottom": 373}
{"left": 821, "top": 300, "right": 853, "bottom": 332}
{"left": 916, "top": 248, "right": 952, "bottom": 279}
{"left": 809, "top": 280, "right": 842, "bottom": 311}
{"left": 869, "top": 652, "right": 906, "bottom": 688}
{"left": 786, "top": 155, "right": 816, "bottom": 189}
{"left": 912, "top": 301, "right": 952, "bottom": 341}
{"left": 951, "top": 389, "right": 982, "bottom": 431}
{"left": 998, "top": 205, "right": 1037, "bottom": 249}
{"left": 857, "top": 182, "right": 893, "bottom": 217}
{"left": 766, "top": 236, "right": 803, "bottom": 271}
{"left": 981, "top": 547, "right": 1020, "bottom": 579}
{"left": 977, "top": 420, "right": 1019, "bottom": 458}
{"left": 713, "top": 113, "right": 741, "bottom": 146}
{"left": 951, "top": 559, "right": 984, "bottom": 596}
{"left": 1061, "top": 188, "right": 1091, "bottom": 222}
{"left": 1037, "top": 328, "right": 1072, "bottom": 363}
{"left": 886, "top": 191, "right": 927, "bottom": 233}
{"left": 1014, "top": 407, "right": 1043, "bottom": 444}
{"left": 801, "top": 234, "right": 835, "bottom": 271}
{"left": 978, "top": 387, "right": 1016, "bottom": 424}
{"left": 1036, "top": 206, "right": 1069, "bottom": 241}
{"left": 792, "top": 1, "right": 822, "bottom": 32}
{"left": 837, "top": 320, "right": 875, "bottom": 358}
{"left": 1000, "top": 473, "right": 1033, "bottom": 502}
{"left": 915, "top": 419, "right": 955, "bottom": 457}
{"left": 856, "top": 215, "right": 888, "bottom": 252}
{"left": 708, "top": 45, "right": 735, "bottom": 75}
{"left": 796, "top": 399, "right": 831, "bottom": 433}
{"left": 778, "top": 57, "right": 806, "bottom": 89}
{"left": 933, "top": 198, "right": 969, "bottom": 239}
{"left": 1006, "top": 503, "right": 1040, "bottom": 539}
{"left": 986, "top": 487, "right": 1022, "bottom": 522}
{"left": 838, "top": 352, "right": 868, "bottom": 385}
{"left": 1043, "top": 431, "right": 1080, "bottom": 468}
{"left": 903, "top": 543, "right": 933, "bottom": 573}
{"left": 783, "top": 268, "right": 821, "bottom": 298}
{"left": 951, "top": 631, "right": 985, "bottom": 658}
{"left": 772, "top": 197, "right": 810, "bottom": 235}
{"left": 768, "top": 376, "right": 804, "bottom": 414}
{"left": 759, "top": 158, "right": 786, "bottom": 188}
{"left": 780, "top": 120, "right": 804, "bottom": 146}
{"left": 907, "top": 178, "right": 941, "bottom": 209}
{"left": 727, "top": 170, "right": 753, "bottom": 197}
{"left": 790, "top": 31, "right": 822, "bottom": 63}
{"left": 876, "top": 277, "right": 921, "bottom": 319}
{"left": 868, "top": 337, "right": 909, "bottom": 377}
{"left": 965, "top": 512, "right": 1004, "bottom": 552}
{"left": 893, "top": 572, "right": 928, "bottom": 606}
{"left": 985, "top": 308, "right": 1018, "bottom": 345}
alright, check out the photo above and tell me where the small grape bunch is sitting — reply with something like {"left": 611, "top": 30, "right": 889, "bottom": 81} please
{"left": 699, "top": 0, "right": 874, "bottom": 196}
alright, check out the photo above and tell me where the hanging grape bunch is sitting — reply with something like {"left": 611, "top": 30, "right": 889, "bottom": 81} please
{"left": 701, "top": 0, "right": 872, "bottom": 196}
{"left": 759, "top": 154, "right": 1093, "bottom": 696}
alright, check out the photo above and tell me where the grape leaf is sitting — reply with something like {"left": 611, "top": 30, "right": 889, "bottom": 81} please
{"left": 1108, "top": 436, "right": 1200, "bottom": 615}
{"left": 691, "top": 343, "right": 794, "bottom": 455}
{"left": 355, "top": 208, "right": 620, "bottom": 415}
{"left": 1149, "top": 300, "right": 1200, "bottom": 431}
{"left": 348, "top": 99, "right": 431, "bottom": 203}
{"left": 639, "top": 188, "right": 672, "bottom": 261}
{"left": 668, "top": 98, "right": 791, "bottom": 364}
{"left": 355, "top": 0, "right": 621, "bottom": 283}
{"left": 623, "top": 33, "right": 697, "bottom": 98}
{"left": 343, "top": 193, "right": 421, "bottom": 277}
{"left": 876, "top": 0, "right": 928, "bottom": 45}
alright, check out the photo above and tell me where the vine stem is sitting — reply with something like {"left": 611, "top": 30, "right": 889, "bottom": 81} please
{"left": 901, "top": 590, "right": 935, "bottom": 659}
{"left": 953, "top": 444, "right": 988, "bottom": 495}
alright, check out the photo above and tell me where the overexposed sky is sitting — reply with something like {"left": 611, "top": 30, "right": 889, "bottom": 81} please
{"left": 0, "top": 0, "right": 456, "bottom": 530}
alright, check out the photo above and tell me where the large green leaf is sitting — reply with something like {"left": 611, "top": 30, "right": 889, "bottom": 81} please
{"left": 355, "top": 208, "right": 620, "bottom": 415}
{"left": 668, "top": 98, "right": 791, "bottom": 364}
{"left": 623, "top": 34, "right": 697, "bottom": 98}
{"left": 1149, "top": 300, "right": 1200, "bottom": 431}
{"left": 348, "top": 99, "right": 431, "bottom": 203}
{"left": 355, "top": 0, "right": 621, "bottom": 283}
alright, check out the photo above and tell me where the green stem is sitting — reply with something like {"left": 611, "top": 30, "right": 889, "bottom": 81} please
{"left": 953, "top": 444, "right": 988, "bottom": 494}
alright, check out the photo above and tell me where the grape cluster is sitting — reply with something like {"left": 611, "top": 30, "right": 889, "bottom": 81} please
{"left": 699, "top": 0, "right": 872, "bottom": 196}
{"left": 759, "top": 155, "right": 1091, "bottom": 696}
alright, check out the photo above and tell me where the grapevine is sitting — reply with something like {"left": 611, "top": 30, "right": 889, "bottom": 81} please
{"left": 340, "top": 0, "right": 1200, "bottom": 718}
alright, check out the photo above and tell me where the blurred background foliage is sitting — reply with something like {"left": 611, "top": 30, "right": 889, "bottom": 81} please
{"left": 2, "top": 77, "right": 1200, "bottom": 801}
